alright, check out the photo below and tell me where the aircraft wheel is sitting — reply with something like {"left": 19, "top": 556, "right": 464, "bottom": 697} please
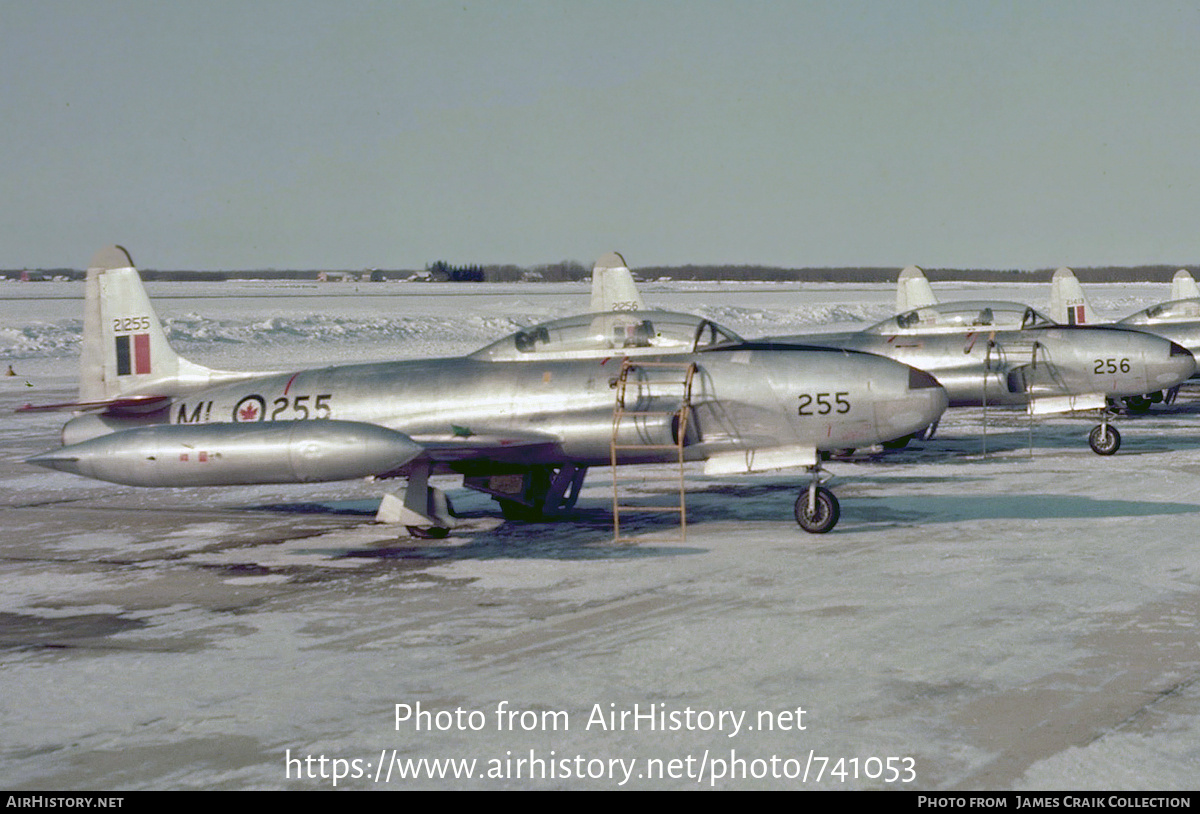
{"left": 794, "top": 487, "right": 840, "bottom": 534}
{"left": 407, "top": 525, "right": 450, "bottom": 539}
{"left": 1124, "top": 395, "right": 1152, "bottom": 414}
{"left": 498, "top": 498, "right": 544, "bottom": 522}
{"left": 1088, "top": 424, "right": 1121, "bottom": 455}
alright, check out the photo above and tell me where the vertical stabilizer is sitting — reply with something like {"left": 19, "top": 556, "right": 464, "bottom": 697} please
{"left": 1171, "top": 269, "right": 1200, "bottom": 301}
{"left": 590, "top": 251, "right": 644, "bottom": 312}
{"left": 895, "top": 265, "right": 937, "bottom": 313}
{"left": 1050, "top": 267, "right": 1091, "bottom": 325}
{"left": 79, "top": 246, "right": 260, "bottom": 402}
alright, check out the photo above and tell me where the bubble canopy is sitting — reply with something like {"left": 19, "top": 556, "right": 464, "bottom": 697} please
{"left": 1119, "top": 298, "right": 1200, "bottom": 325}
{"left": 864, "top": 301, "right": 1055, "bottom": 335}
{"left": 469, "top": 310, "right": 744, "bottom": 361}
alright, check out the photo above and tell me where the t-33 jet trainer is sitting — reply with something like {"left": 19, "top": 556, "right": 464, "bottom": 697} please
{"left": 777, "top": 266, "right": 1196, "bottom": 454}
{"left": 1050, "top": 266, "right": 1200, "bottom": 379}
{"left": 24, "top": 246, "right": 948, "bottom": 535}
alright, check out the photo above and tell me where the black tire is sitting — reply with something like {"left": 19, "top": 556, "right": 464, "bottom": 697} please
{"left": 406, "top": 525, "right": 450, "bottom": 539}
{"left": 497, "top": 498, "right": 543, "bottom": 522}
{"left": 1088, "top": 424, "right": 1121, "bottom": 455}
{"left": 794, "top": 487, "right": 840, "bottom": 534}
{"left": 1124, "top": 395, "right": 1152, "bottom": 414}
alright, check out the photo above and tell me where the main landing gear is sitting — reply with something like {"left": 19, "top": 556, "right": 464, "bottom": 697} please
{"left": 1092, "top": 386, "right": 1182, "bottom": 455}
{"left": 794, "top": 464, "right": 840, "bottom": 534}
{"left": 375, "top": 459, "right": 456, "bottom": 538}
{"left": 464, "top": 464, "right": 588, "bottom": 522}
{"left": 378, "top": 463, "right": 589, "bottom": 538}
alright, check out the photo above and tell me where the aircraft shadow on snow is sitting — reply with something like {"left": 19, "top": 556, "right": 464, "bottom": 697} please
{"left": 844, "top": 493, "right": 1200, "bottom": 528}
{"left": 239, "top": 498, "right": 706, "bottom": 561}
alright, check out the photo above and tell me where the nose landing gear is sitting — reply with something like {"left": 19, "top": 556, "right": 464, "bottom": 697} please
{"left": 1088, "top": 420, "right": 1121, "bottom": 455}
{"left": 794, "top": 464, "right": 840, "bottom": 534}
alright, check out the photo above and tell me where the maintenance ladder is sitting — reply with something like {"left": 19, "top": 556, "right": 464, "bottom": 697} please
{"left": 610, "top": 358, "right": 697, "bottom": 543}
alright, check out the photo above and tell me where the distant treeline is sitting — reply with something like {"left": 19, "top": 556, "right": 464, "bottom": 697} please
{"left": 633, "top": 264, "right": 1199, "bottom": 284}
{"left": 1, "top": 263, "right": 1195, "bottom": 284}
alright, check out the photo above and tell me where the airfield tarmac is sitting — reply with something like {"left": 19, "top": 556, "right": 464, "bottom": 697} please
{"left": 1, "top": 279, "right": 1198, "bottom": 790}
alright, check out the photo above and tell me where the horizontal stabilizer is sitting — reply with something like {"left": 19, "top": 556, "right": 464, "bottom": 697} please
{"left": 17, "top": 395, "right": 171, "bottom": 415}
{"left": 703, "top": 444, "right": 817, "bottom": 475}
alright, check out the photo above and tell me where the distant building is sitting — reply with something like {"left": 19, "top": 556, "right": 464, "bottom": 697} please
{"left": 317, "top": 271, "right": 362, "bottom": 282}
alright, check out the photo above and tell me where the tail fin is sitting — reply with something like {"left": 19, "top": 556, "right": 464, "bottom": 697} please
{"left": 1049, "top": 267, "right": 1091, "bottom": 325}
{"left": 1171, "top": 269, "right": 1200, "bottom": 301}
{"left": 895, "top": 265, "right": 937, "bottom": 313}
{"left": 589, "top": 251, "right": 644, "bottom": 312}
{"left": 80, "top": 245, "right": 265, "bottom": 402}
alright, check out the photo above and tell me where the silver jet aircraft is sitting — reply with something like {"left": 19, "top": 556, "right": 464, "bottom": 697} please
{"left": 769, "top": 266, "right": 1195, "bottom": 454}
{"left": 24, "top": 246, "right": 949, "bottom": 535}
{"left": 1050, "top": 267, "right": 1200, "bottom": 385}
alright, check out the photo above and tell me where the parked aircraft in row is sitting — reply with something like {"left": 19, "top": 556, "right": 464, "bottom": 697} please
{"left": 23, "top": 247, "right": 948, "bottom": 535}
{"left": 835, "top": 265, "right": 1195, "bottom": 453}
{"left": 600, "top": 261, "right": 1196, "bottom": 455}
{"left": 1049, "top": 267, "right": 1200, "bottom": 377}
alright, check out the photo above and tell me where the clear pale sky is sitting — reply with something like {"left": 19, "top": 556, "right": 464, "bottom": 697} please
{"left": 4, "top": 1, "right": 1199, "bottom": 271}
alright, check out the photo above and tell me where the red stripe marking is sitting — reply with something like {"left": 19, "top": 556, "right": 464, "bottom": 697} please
{"left": 134, "top": 334, "right": 151, "bottom": 374}
{"left": 283, "top": 373, "right": 300, "bottom": 395}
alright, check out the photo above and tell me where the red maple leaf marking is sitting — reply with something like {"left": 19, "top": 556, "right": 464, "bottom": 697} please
{"left": 238, "top": 403, "right": 259, "bottom": 421}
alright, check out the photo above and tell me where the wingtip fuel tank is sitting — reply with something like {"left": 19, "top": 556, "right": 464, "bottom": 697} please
{"left": 28, "top": 421, "right": 424, "bottom": 487}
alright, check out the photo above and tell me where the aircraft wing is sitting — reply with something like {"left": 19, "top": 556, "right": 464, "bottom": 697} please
{"left": 1027, "top": 393, "right": 1107, "bottom": 416}
{"left": 410, "top": 428, "right": 562, "bottom": 463}
{"left": 702, "top": 443, "right": 818, "bottom": 475}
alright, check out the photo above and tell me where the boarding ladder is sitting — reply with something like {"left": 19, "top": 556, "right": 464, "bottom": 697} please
{"left": 982, "top": 336, "right": 1041, "bottom": 456}
{"left": 610, "top": 358, "right": 697, "bottom": 543}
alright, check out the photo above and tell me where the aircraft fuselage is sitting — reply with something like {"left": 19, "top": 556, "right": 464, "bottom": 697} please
{"left": 772, "top": 326, "right": 1194, "bottom": 408}
{"left": 48, "top": 346, "right": 948, "bottom": 487}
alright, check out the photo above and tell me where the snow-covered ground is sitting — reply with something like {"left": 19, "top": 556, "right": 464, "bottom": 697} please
{"left": 1, "top": 277, "right": 1197, "bottom": 790}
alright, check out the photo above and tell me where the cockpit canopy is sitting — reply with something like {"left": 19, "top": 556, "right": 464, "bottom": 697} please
{"left": 1119, "top": 298, "right": 1200, "bottom": 325}
{"left": 864, "top": 301, "right": 1056, "bottom": 335}
{"left": 469, "top": 310, "right": 744, "bottom": 361}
